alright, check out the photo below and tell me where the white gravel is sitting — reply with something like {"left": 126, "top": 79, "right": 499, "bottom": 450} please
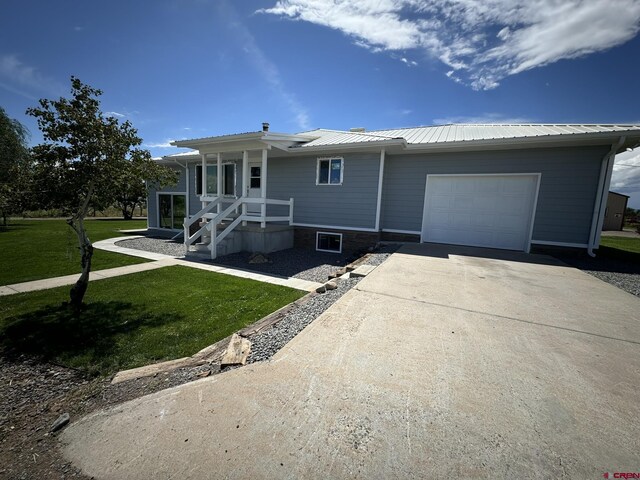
{"left": 116, "top": 237, "right": 184, "bottom": 257}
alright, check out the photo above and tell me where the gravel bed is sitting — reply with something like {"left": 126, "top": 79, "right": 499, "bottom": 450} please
{"left": 553, "top": 253, "right": 640, "bottom": 298}
{"left": 248, "top": 276, "right": 361, "bottom": 363}
{"left": 585, "top": 271, "right": 640, "bottom": 296}
{"left": 211, "top": 248, "right": 353, "bottom": 283}
{"left": 116, "top": 237, "right": 184, "bottom": 257}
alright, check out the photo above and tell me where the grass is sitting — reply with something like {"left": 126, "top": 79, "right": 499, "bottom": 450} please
{"left": 599, "top": 236, "right": 640, "bottom": 254}
{"left": 598, "top": 236, "right": 640, "bottom": 264}
{"left": 0, "top": 218, "right": 149, "bottom": 286}
{"left": 0, "top": 266, "right": 305, "bottom": 376}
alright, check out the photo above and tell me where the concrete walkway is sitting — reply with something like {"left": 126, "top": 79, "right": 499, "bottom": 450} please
{"left": 0, "top": 238, "right": 321, "bottom": 295}
{"left": 60, "top": 243, "right": 640, "bottom": 479}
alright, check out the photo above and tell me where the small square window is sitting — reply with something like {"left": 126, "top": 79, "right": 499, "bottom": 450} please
{"left": 317, "top": 157, "right": 343, "bottom": 185}
{"left": 316, "top": 232, "right": 342, "bottom": 253}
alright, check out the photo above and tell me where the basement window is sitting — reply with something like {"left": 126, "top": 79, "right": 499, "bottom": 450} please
{"left": 316, "top": 232, "right": 342, "bottom": 253}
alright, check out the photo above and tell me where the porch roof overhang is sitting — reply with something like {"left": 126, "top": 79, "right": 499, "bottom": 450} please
{"left": 172, "top": 131, "right": 319, "bottom": 155}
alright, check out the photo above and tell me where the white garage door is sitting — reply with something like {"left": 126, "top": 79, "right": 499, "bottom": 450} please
{"left": 421, "top": 174, "right": 539, "bottom": 251}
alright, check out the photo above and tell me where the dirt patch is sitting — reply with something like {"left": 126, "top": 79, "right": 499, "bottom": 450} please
{"left": 0, "top": 354, "right": 219, "bottom": 479}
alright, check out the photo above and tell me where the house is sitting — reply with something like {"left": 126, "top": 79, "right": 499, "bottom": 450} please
{"left": 603, "top": 191, "right": 630, "bottom": 231}
{"left": 147, "top": 123, "right": 640, "bottom": 258}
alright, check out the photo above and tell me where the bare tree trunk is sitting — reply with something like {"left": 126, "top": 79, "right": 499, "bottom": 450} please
{"left": 67, "top": 182, "right": 95, "bottom": 308}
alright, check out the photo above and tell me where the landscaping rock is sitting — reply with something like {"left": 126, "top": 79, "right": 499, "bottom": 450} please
{"left": 50, "top": 413, "right": 70, "bottom": 433}
{"left": 315, "top": 285, "right": 327, "bottom": 294}
{"left": 220, "top": 334, "right": 252, "bottom": 368}
{"left": 248, "top": 253, "right": 270, "bottom": 264}
{"left": 325, "top": 281, "right": 338, "bottom": 291}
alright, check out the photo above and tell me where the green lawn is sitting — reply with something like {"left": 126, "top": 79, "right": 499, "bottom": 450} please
{"left": 0, "top": 266, "right": 304, "bottom": 376}
{"left": 599, "top": 236, "right": 640, "bottom": 255}
{"left": 0, "top": 219, "right": 149, "bottom": 286}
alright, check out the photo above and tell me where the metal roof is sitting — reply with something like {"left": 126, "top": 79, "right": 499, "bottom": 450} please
{"left": 296, "top": 124, "right": 640, "bottom": 148}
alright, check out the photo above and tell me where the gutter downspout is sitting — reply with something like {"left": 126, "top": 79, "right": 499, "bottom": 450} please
{"left": 374, "top": 149, "right": 385, "bottom": 232}
{"left": 587, "top": 136, "right": 625, "bottom": 257}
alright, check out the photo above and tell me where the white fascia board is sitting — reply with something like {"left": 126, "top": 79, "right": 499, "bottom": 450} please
{"left": 286, "top": 138, "right": 407, "bottom": 154}
{"left": 173, "top": 132, "right": 316, "bottom": 149}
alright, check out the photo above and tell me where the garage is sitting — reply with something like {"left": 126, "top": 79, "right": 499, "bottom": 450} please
{"left": 421, "top": 174, "right": 540, "bottom": 251}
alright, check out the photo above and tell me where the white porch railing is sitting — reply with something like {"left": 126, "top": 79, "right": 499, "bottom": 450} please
{"left": 183, "top": 197, "right": 294, "bottom": 259}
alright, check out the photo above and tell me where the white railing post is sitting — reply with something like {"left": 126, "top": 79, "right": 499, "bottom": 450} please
{"left": 289, "top": 197, "right": 294, "bottom": 225}
{"left": 216, "top": 153, "right": 222, "bottom": 214}
{"left": 184, "top": 219, "right": 189, "bottom": 254}
{"left": 210, "top": 223, "right": 217, "bottom": 260}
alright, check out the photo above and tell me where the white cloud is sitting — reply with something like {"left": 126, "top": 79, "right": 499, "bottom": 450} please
{"left": 612, "top": 149, "right": 640, "bottom": 200}
{"left": 0, "top": 54, "right": 64, "bottom": 98}
{"left": 400, "top": 57, "right": 418, "bottom": 67}
{"left": 432, "top": 113, "right": 533, "bottom": 124}
{"left": 144, "top": 139, "right": 175, "bottom": 148}
{"left": 260, "top": 0, "right": 640, "bottom": 90}
{"left": 106, "top": 111, "right": 126, "bottom": 118}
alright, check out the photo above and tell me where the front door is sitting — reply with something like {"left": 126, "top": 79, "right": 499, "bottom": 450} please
{"left": 247, "top": 163, "right": 261, "bottom": 214}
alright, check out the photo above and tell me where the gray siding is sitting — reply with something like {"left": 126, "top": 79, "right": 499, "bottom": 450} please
{"left": 147, "top": 165, "right": 185, "bottom": 228}
{"left": 381, "top": 146, "right": 608, "bottom": 244}
{"left": 147, "top": 162, "right": 246, "bottom": 229}
{"left": 267, "top": 153, "right": 380, "bottom": 229}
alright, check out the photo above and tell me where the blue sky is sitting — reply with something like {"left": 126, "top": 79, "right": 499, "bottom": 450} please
{"left": 2, "top": 0, "right": 640, "bottom": 206}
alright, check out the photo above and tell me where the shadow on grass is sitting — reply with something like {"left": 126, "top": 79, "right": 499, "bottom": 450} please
{"left": 1, "top": 301, "right": 184, "bottom": 376}
{"left": 554, "top": 246, "right": 640, "bottom": 274}
{"left": 0, "top": 222, "right": 29, "bottom": 233}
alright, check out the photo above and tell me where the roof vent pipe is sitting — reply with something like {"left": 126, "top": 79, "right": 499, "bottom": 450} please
{"left": 262, "top": 122, "right": 269, "bottom": 132}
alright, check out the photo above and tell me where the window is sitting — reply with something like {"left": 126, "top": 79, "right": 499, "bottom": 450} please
{"left": 159, "top": 193, "right": 186, "bottom": 230}
{"left": 316, "top": 232, "right": 342, "bottom": 253}
{"left": 317, "top": 157, "right": 343, "bottom": 185}
{"left": 195, "top": 164, "right": 236, "bottom": 196}
{"left": 250, "top": 166, "right": 261, "bottom": 189}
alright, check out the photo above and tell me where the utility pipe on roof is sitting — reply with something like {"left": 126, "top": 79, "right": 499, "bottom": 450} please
{"left": 587, "top": 136, "right": 625, "bottom": 257}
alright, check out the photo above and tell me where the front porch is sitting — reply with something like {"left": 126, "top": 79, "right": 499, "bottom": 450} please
{"left": 179, "top": 135, "right": 296, "bottom": 260}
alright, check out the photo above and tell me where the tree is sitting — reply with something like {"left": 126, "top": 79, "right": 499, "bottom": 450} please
{"left": 0, "top": 107, "right": 30, "bottom": 225}
{"left": 113, "top": 154, "right": 157, "bottom": 220}
{"left": 27, "top": 77, "right": 177, "bottom": 307}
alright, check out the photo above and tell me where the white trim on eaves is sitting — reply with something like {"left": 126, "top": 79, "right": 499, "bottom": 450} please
{"left": 530, "top": 240, "right": 589, "bottom": 248}
{"left": 292, "top": 223, "right": 378, "bottom": 233}
{"left": 381, "top": 228, "right": 421, "bottom": 235}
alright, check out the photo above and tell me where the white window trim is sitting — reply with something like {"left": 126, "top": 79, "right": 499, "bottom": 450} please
{"left": 316, "top": 231, "right": 343, "bottom": 253}
{"left": 195, "top": 163, "right": 237, "bottom": 197}
{"left": 316, "top": 157, "right": 344, "bottom": 186}
{"left": 156, "top": 191, "right": 187, "bottom": 231}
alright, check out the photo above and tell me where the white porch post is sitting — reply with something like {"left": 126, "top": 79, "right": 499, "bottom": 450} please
{"left": 242, "top": 150, "right": 249, "bottom": 226}
{"left": 216, "top": 153, "right": 222, "bottom": 214}
{"left": 260, "top": 148, "right": 267, "bottom": 228}
{"left": 200, "top": 154, "right": 207, "bottom": 208}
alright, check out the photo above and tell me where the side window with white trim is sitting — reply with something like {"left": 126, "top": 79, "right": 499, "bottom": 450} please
{"left": 316, "top": 157, "right": 343, "bottom": 185}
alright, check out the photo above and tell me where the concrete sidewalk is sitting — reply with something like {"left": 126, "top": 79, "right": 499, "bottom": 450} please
{"left": 60, "top": 243, "right": 640, "bottom": 479}
{"left": 0, "top": 238, "right": 321, "bottom": 295}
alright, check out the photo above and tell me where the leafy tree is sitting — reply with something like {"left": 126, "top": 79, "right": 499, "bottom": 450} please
{"left": 113, "top": 155, "right": 156, "bottom": 220}
{"left": 0, "top": 107, "right": 30, "bottom": 225}
{"left": 27, "top": 77, "right": 177, "bottom": 307}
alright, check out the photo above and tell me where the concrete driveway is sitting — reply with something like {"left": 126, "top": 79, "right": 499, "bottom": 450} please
{"left": 61, "top": 243, "right": 640, "bottom": 479}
